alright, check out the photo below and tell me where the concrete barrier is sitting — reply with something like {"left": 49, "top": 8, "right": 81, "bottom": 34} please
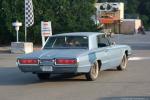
{"left": 11, "top": 42, "right": 33, "bottom": 54}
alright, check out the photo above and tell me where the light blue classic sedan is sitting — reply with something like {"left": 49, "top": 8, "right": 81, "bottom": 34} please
{"left": 17, "top": 32, "right": 131, "bottom": 81}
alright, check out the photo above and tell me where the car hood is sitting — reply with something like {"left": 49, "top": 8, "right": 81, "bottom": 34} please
{"left": 18, "top": 49, "right": 88, "bottom": 59}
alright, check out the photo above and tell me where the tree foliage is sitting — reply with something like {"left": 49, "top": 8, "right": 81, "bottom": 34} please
{"left": 0, "top": 0, "right": 150, "bottom": 45}
{"left": 0, "top": 0, "right": 96, "bottom": 45}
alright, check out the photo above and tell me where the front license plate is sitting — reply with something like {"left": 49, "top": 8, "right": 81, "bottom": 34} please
{"left": 41, "top": 66, "right": 53, "bottom": 71}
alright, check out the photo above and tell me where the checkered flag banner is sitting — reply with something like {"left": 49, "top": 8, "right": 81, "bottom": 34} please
{"left": 25, "top": 0, "right": 34, "bottom": 27}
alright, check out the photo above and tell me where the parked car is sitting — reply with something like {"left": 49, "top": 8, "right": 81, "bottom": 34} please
{"left": 17, "top": 32, "right": 132, "bottom": 81}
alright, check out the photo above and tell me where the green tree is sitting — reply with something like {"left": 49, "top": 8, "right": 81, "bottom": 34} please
{"left": 138, "top": 0, "right": 150, "bottom": 28}
{"left": 0, "top": 0, "right": 96, "bottom": 45}
{"left": 1, "top": 0, "right": 150, "bottom": 45}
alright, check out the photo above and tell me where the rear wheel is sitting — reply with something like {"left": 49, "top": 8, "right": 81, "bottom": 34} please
{"left": 85, "top": 61, "right": 99, "bottom": 81}
{"left": 117, "top": 54, "right": 128, "bottom": 71}
{"left": 37, "top": 73, "right": 51, "bottom": 80}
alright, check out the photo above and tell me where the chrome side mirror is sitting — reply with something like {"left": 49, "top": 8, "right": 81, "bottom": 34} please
{"left": 112, "top": 42, "right": 116, "bottom": 45}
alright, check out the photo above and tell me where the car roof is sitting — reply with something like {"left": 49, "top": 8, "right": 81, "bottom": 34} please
{"left": 53, "top": 32, "right": 105, "bottom": 37}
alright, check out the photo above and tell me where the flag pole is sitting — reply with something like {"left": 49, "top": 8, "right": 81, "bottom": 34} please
{"left": 25, "top": 0, "right": 27, "bottom": 42}
{"left": 25, "top": 26, "right": 27, "bottom": 42}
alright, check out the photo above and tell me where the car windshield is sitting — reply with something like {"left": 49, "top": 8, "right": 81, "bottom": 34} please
{"left": 44, "top": 36, "right": 89, "bottom": 49}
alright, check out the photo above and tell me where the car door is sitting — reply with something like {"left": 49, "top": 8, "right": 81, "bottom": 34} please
{"left": 96, "top": 35, "right": 121, "bottom": 70}
{"left": 107, "top": 38, "right": 122, "bottom": 68}
{"left": 103, "top": 36, "right": 122, "bottom": 68}
{"left": 96, "top": 35, "right": 112, "bottom": 70}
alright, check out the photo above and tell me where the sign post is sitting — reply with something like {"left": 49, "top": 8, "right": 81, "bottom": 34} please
{"left": 11, "top": 20, "right": 33, "bottom": 54}
{"left": 41, "top": 21, "right": 52, "bottom": 46}
{"left": 12, "top": 21, "right": 22, "bottom": 42}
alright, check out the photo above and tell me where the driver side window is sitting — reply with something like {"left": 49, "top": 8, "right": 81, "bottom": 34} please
{"left": 97, "top": 35, "right": 110, "bottom": 48}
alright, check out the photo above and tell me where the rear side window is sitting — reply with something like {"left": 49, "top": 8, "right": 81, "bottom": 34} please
{"left": 44, "top": 36, "right": 88, "bottom": 49}
{"left": 97, "top": 35, "right": 110, "bottom": 48}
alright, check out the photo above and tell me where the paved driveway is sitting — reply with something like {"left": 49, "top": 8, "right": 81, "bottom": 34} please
{"left": 0, "top": 32, "right": 150, "bottom": 100}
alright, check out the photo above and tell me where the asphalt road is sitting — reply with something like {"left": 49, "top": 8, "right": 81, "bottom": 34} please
{"left": 0, "top": 33, "right": 150, "bottom": 100}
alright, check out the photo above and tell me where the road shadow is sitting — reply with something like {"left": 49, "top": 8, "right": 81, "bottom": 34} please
{"left": 44, "top": 74, "right": 87, "bottom": 82}
{"left": 0, "top": 66, "right": 123, "bottom": 86}
{"left": 0, "top": 67, "right": 87, "bottom": 86}
{"left": 105, "top": 69, "right": 119, "bottom": 71}
{"left": 100, "top": 96, "right": 150, "bottom": 100}
{"left": 0, "top": 67, "right": 39, "bottom": 85}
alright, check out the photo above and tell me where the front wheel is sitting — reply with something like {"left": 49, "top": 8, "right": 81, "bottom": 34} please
{"left": 85, "top": 62, "right": 99, "bottom": 81}
{"left": 117, "top": 54, "right": 128, "bottom": 71}
{"left": 37, "top": 73, "right": 51, "bottom": 80}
